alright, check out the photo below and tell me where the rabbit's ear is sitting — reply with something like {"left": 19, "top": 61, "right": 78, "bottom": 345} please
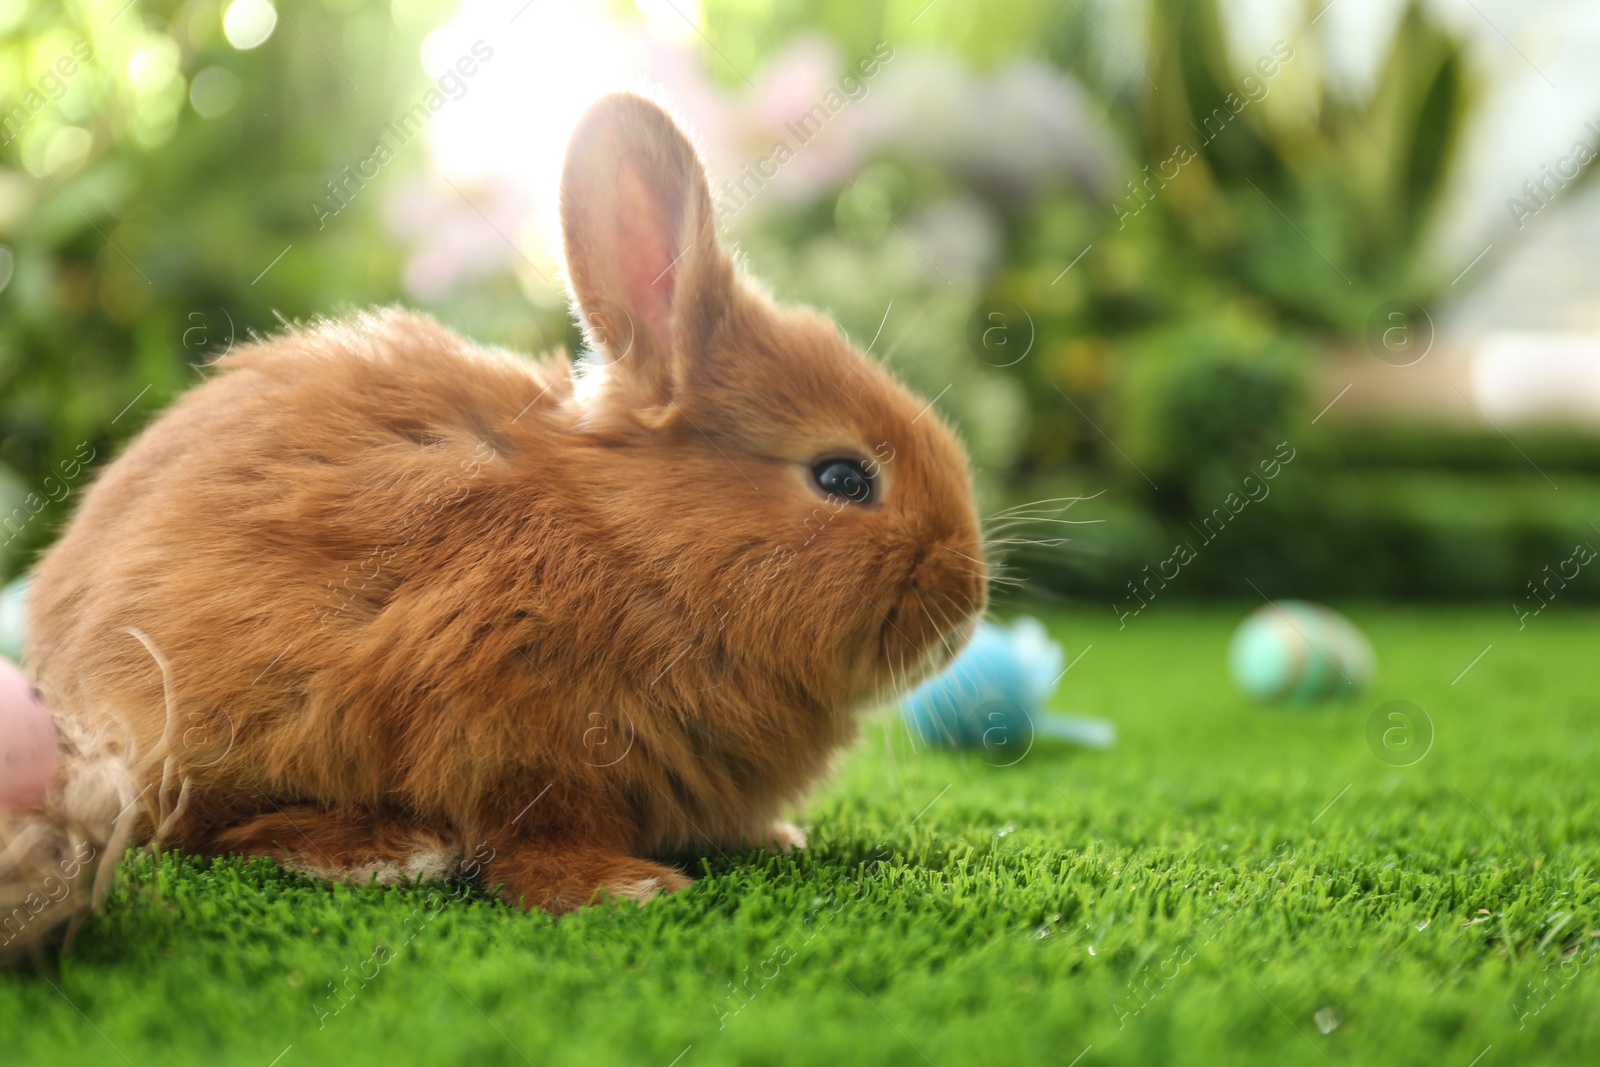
{"left": 560, "top": 93, "right": 732, "bottom": 420}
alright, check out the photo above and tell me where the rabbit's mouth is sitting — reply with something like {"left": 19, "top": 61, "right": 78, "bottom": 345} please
{"left": 873, "top": 606, "right": 977, "bottom": 704}
{"left": 872, "top": 544, "right": 986, "bottom": 698}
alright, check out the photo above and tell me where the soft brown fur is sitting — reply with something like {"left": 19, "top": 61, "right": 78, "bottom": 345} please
{"left": 19, "top": 94, "right": 985, "bottom": 917}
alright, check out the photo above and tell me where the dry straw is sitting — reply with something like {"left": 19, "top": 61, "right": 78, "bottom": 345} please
{"left": 0, "top": 628, "right": 190, "bottom": 965}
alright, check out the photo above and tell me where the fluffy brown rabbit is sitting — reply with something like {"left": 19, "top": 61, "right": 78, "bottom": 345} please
{"left": 12, "top": 92, "right": 985, "bottom": 927}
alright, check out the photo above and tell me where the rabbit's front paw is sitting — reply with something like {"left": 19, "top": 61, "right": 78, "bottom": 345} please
{"left": 764, "top": 825, "right": 806, "bottom": 857}
{"left": 765, "top": 821, "right": 807, "bottom": 853}
{"left": 726, "top": 821, "right": 807, "bottom": 854}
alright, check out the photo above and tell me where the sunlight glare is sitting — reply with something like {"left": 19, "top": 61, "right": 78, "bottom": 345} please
{"left": 423, "top": 1, "right": 654, "bottom": 266}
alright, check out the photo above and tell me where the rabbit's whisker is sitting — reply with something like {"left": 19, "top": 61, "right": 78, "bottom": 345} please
{"left": 986, "top": 516, "right": 1105, "bottom": 529}
{"left": 983, "top": 490, "right": 1105, "bottom": 520}
{"left": 917, "top": 596, "right": 958, "bottom": 664}
{"left": 934, "top": 544, "right": 986, "bottom": 566}
{"left": 983, "top": 537, "right": 1069, "bottom": 548}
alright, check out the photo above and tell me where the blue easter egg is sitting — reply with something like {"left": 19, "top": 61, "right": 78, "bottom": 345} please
{"left": 900, "top": 618, "right": 1114, "bottom": 758}
{"left": 902, "top": 619, "right": 1057, "bottom": 747}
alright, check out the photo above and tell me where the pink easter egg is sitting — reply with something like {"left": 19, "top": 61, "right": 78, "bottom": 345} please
{"left": 0, "top": 657, "right": 57, "bottom": 809}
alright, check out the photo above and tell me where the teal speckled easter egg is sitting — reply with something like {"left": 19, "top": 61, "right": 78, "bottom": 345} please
{"left": 1228, "top": 601, "right": 1373, "bottom": 706}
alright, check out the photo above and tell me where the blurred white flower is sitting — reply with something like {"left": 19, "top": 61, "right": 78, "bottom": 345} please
{"left": 902, "top": 196, "right": 1003, "bottom": 290}
{"left": 384, "top": 176, "right": 534, "bottom": 303}
{"left": 716, "top": 43, "right": 1119, "bottom": 226}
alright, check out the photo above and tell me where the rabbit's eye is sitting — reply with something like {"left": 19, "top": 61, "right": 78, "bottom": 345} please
{"left": 811, "top": 458, "right": 874, "bottom": 505}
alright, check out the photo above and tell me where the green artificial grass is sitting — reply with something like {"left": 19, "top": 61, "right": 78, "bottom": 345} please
{"left": 3, "top": 605, "right": 1598, "bottom": 1065}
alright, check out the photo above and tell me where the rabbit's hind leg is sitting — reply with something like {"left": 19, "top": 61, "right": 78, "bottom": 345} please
{"left": 478, "top": 838, "right": 692, "bottom": 914}
{"left": 205, "top": 805, "right": 464, "bottom": 886}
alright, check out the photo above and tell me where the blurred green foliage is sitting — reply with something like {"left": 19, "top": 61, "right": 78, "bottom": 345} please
{"left": 1131, "top": 0, "right": 1471, "bottom": 330}
{"left": 1118, "top": 314, "right": 1305, "bottom": 510}
{"left": 0, "top": 0, "right": 563, "bottom": 574}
